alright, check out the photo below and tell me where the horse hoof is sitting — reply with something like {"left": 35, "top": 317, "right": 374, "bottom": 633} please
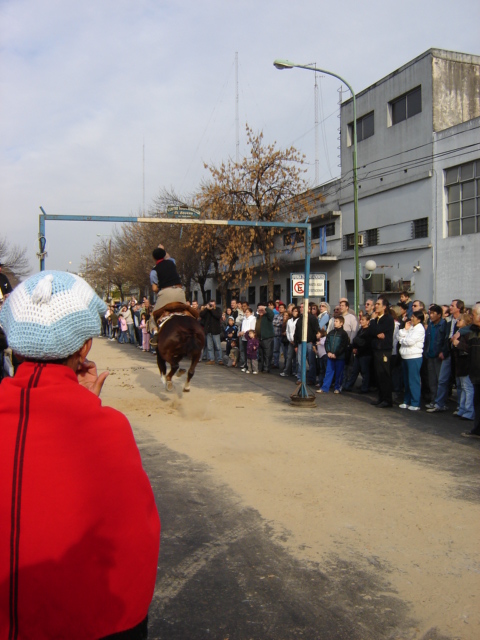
{"left": 183, "top": 387, "right": 190, "bottom": 392}
{"left": 176, "top": 369, "right": 186, "bottom": 378}
{"left": 166, "top": 382, "right": 173, "bottom": 392}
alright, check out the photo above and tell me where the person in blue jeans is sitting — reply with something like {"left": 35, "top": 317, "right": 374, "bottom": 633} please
{"left": 397, "top": 310, "right": 426, "bottom": 410}
{"left": 316, "top": 316, "right": 350, "bottom": 394}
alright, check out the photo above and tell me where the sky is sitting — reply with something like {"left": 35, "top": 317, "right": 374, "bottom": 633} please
{"left": 1, "top": 0, "right": 479, "bottom": 274}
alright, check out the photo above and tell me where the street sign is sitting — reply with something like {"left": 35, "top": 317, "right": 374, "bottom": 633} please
{"left": 166, "top": 206, "right": 200, "bottom": 219}
{"left": 291, "top": 273, "right": 326, "bottom": 298}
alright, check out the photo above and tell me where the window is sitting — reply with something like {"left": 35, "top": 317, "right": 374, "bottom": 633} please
{"left": 215, "top": 290, "right": 222, "bottom": 305}
{"left": 283, "top": 230, "right": 305, "bottom": 246}
{"left": 389, "top": 86, "right": 422, "bottom": 125}
{"left": 412, "top": 218, "right": 428, "bottom": 239}
{"left": 205, "top": 290, "right": 212, "bottom": 303}
{"left": 259, "top": 285, "right": 268, "bottom": 303}
{"left": 312, "top": 222, "right": 335, "bottom": 239}
{"left": 343, "top": 233, "right": 354, "bottom": 250}
{"left": 248, "top": 286, "right": 256, "bottom": 305}
{"left": 348, "top": 111, "right": 374, "bottom": 145}
{"left": 273, "top": 284, "right": 281, "bottom": 301}
{"left": 365, "top": 228, "right": 379, "bottom": 246}
{"left": 446, "top": 160, "right": 480, "bottom": 237}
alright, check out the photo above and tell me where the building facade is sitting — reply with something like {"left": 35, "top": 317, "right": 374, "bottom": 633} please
{"left": 199, "top": 48, "right": 480, "bottom": 308}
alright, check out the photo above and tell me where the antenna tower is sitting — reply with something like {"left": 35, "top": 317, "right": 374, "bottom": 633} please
{"left": 235, "top": 51, "right": 239, "bottom": 163}
{"left": 314, "top": 73, "right": 319, "bottom": 185}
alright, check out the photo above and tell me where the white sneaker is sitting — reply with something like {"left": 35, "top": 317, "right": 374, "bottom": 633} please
{"left": 399, "top": 403, "right": 409, "bottom": 409}
{"left": 252, "top": 371, "right": 258, "bottom": 375}
{"left": 246, "top": 371, "right": 251, "bottom": 374}
{"left": 408, "top": 406, "right": 421, "bottom": 411}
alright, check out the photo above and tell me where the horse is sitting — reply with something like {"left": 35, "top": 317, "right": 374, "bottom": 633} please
{"left": 155, "top": 313, "right": 205, "bottom": 392}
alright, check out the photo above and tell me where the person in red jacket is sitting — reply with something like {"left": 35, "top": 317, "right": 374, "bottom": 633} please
{"left": 0, "top": 270, "right": 160, "bottom": 640}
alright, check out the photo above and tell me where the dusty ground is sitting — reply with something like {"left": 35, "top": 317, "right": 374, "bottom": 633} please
{"left": 92, "top": 338, "right": 480, "bottom": 640}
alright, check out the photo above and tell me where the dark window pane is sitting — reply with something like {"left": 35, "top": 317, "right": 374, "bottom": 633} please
{"left": 448, "top": 202, "right": 460, "bottom": 220}
{"left": 462, "top": 199, "right": 475, "bottom": 217}
{"left": 448, "top": 220, "right": 460, "bottom": 236}
{"left": 413, "top": 218, "right": 428, "bottom": 238}
{"left": 326, "top": 222, "right": 335, "bottom": 236}
{"left": 448, "top": 184, "right": 460, "bottom": 202}
{"left": 477, "top": 179, "right": 480, "bottom": 196}
{"left": 462, "top": 181, "right": 475, "bottom": 199}
{"left": 445, "top": 167, "right": 459, "bottom": 185}
{"left": 461, "top": 162, "right": 474, "bottom": 181}
{"left": 362, "top": 113, "right": 374, "bottom": 139}
{"left": 392, "top": 96, "right": 406, "bottom": 125}
{"left": 462, "top": 217, "right": 476, "bottom": 235}
{"left": 407, "top": 87, "right": 422, "bottom": 117}
{"left": 476, "top": 160, "right": 480, "bottom": 176}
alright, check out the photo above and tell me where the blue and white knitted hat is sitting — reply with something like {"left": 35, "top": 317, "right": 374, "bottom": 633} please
{"left": 0, "top": 270, "right": 107, "bottom": 359}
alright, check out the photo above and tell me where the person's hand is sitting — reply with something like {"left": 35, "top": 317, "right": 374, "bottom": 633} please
{"left": 76, "top": 359, "right": 109, "bottom": 396}
{"left": 353, "top": 348, "right": 357, "bottom": 355}
{"left": 377, "top": 332, "right": 385, "bottom": 339}
{"left": 405, "top": 321, "right": 412, "bottom": 330}
{"left": 331, "top": 353, "right": 336, "bottom": 359}
{"left": 439, "top": 352, "right": 444, "bottom": 361}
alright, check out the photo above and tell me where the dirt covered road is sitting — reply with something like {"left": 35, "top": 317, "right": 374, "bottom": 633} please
{"left": 92, "top": 338, "right": 480, "bottom": 640}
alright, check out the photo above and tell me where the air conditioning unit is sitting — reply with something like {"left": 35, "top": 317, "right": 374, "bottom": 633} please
{"left": 347, "top": 233, "right": 364, "bottom": 248}
{"left": 363, "top": 273, "right": 385, "bottom": 293}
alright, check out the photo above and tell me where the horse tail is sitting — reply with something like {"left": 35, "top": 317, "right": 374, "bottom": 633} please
{"left": 186, "top": 329, "right": 204, "bottom": 355}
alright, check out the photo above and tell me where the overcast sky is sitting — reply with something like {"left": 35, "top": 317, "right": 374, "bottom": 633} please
{"left": 1, "top": 0, "right": 479, "bottom": 273}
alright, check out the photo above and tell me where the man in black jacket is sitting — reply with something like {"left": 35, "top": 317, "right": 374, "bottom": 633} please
{"left": 200, "top": 300, "right": 223, "bottom": 365}
{"left": 369, "top": 298, "right": 395, "bottom": 408}
{"left": 460, "top": 304, "right": 480, "bottom": 438}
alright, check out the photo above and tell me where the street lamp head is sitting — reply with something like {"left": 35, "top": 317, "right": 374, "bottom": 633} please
{"left": 365, "top": 260, "right": 377, "bottom": 272}
{"left": 273, "top": 59, "right": 295, "bottom": 70}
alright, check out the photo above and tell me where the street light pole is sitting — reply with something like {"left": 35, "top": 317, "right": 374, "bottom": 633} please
{"left": 273, "top": 59, "right": 360, "bottom": 315}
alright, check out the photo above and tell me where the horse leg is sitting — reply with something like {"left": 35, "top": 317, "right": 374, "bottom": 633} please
{"left": 166, "top": 360, "right": 180, "bottom": 392}
{"left": 156, "top": 349, "right": 168, "bottom": 387}
{"left": 184, "top": 350, "right": 201, "bottom": 392}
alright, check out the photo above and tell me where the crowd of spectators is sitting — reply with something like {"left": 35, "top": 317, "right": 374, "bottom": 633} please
{"left": 195, "top": 294, "right": 480, "bottom": 440}
{"left": 2, "top": 275, "right": 479, "bottom": 440}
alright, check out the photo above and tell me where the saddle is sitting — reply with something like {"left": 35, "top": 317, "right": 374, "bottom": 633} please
{"left": 153, "top": 302, "right": 200, "bottom": 323}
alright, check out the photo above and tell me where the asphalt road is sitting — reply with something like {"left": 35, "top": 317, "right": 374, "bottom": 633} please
{"left": 124, "top": 357, "right": 479, "bottom": 640}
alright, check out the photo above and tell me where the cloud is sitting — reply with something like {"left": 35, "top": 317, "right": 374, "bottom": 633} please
{"left": 1, "top": 0, "right": 479, "bottom": 272}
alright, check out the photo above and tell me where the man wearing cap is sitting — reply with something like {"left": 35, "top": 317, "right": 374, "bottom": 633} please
{"left": 0, "top": 262, "right": 13, "bottom": 299}
{"left": 0, "top": 271, "right": 160, "bottom": 639}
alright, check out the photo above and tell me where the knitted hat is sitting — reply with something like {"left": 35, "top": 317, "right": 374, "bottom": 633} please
{"left": 0, "top": 270, "right": 107, "bottom": 359}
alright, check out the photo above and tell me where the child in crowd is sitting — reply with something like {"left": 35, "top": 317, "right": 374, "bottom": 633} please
{"left": 317, "top": 316, "right": 350, "bottom": 394}
{"left": 246, "top": 329, "right": 259, "bottom": 374}
{"left": 229, "top": 339, "right": 240, "bottom": 367}
{"left": 118, "top": 314, "right": 128, "bottom": 343}
{"left": 139, "top": 312, "right": 149, "bottom": 351}
{"left": 225, "top": 316, "right": 238, "bottom": 356}
{"left": 314, "top": 329, "right": 327, "bottom": 388}
{"left": 110, "top": 308, "right": 118, "bottom": 341}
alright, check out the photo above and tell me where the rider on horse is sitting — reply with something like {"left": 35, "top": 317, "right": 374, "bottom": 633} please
{"left": 149, "top": 246, "right": 197, "bottom": 344}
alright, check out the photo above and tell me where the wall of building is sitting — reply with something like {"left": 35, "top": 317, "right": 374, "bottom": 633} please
{"left": 432, "top": 116, "right": 480, "bottom": 304}
{"left": 432, "top": 52, "right": 480, "bottom": 132}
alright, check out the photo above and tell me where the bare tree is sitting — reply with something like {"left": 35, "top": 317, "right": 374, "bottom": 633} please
{"left": 195, "top": 126, "right": 319, "bottom": 301}
{"left": 0, "top": 236, "right": 30, "bottom": 286}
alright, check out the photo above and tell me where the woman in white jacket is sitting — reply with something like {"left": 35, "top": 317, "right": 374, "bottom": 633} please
{"left": 397, "top": 311, "right": 426, "bottom": 410}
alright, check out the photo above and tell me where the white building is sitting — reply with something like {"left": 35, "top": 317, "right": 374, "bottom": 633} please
{"left": 202, "top": 48, "right": 480, "bottom": 308}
